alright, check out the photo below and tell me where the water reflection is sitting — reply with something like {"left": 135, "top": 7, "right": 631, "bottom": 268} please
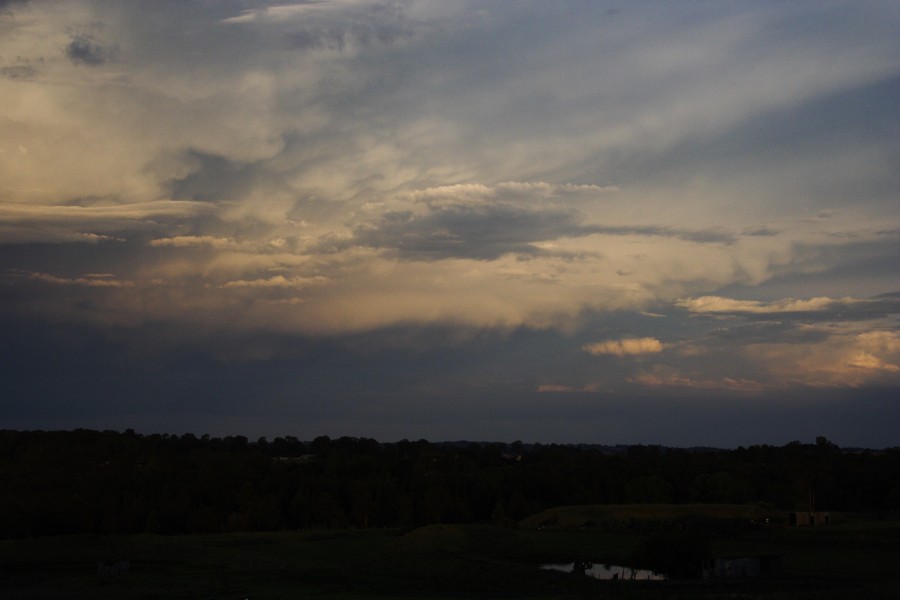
{"left": 541, "top": 562, "right": 666, "bottom": 580}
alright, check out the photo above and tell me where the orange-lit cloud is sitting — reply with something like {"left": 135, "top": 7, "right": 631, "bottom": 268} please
{"left": 149, "top": 236, "right": 236, "bottom": 249}
{"left": 583, "top": 338, "right": 664, "bottom": 357}
{"left": 630, "top": 368, "right": 768, "bottom": 393}
{"left": 745, "top": 330, "right": 900, "bottom": 388}
{"left": 677, "top": 295, "right": 840, "bottom": 314}
{"left": 222, "top": 275, "right": 328, "bottom": 289}
{"left": 536, "top": 383, "right": 603, "bottom": 393}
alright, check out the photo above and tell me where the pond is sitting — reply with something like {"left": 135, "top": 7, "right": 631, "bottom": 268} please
{"left": 540, "top": 562, "right": 666, "bottom": 581}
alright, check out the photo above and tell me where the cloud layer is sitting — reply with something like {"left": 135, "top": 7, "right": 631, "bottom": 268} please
{"left": 0, "top": 1, "right": 897, "bottom": 445}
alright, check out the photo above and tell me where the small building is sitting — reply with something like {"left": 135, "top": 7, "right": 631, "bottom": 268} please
{"left": 788, "top": 511, "right": 830, "bottom": 527}
{"left": 702, "top": 555, "right": 781, "bottom": 579}
{"left": 97, "top": 559, "right": 130, "bottom": 577}
{"left": 790, "top": 492, "right": 830, "bottom": 526}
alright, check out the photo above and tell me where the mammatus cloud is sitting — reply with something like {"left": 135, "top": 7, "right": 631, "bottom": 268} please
{"left": 582, "top": 338, "right": 664, "bottom": 357}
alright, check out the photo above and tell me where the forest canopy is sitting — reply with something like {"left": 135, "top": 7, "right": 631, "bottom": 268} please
{"left": 1, "top": 430, "right": 898, "bottom": 538}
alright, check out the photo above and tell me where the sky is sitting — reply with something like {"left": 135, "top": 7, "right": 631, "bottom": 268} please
{"left": 1, "top": 0, "right": 898, "bottom": 448}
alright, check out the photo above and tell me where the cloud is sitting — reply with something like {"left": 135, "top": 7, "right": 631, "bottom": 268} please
{"left": 536, "top": 384, "right": 578, "bottom": 393}
{"left": 678, "top": 294, "right": 900, "bottom": 322}
{"left": 0, "top": 0, "right": 27, "bottom": 13}
{"left": 406, "top": 182, "right": 618, "bottom": 206}
{"left": 65, "top": 33, "right": 114, "bottom": 66}
{"left": 149, "top": 236, "right": 235, "bottom": 249}
{"left": 583, "top": 337, "right": 664, "bottom": 357}
{"left": 342, "top": 180, "right": 739, "bottom": 261}
{"left": 222, "top": 3, "right": 348, "bottom": 25}
{"left": 626, "top": 293, "right": 900, "bottom": 392}
{"left": 743, "top": 329, "right": 900, "bottom": 388}
{"left": 223, "top": 0, "right": 417, "bottom": 53}
{"left": 707, "top": 322, "right": 830, "bottom": 345}
{"left": 630, "top": 368, "right": 767, "bottom": 394}
{"left": 222, "top": 275, "right": 327, "bottom": 288}
{"left": 0, "top": 200, "right": 210, "bottom": 222}
{"left": 349, "top": 202, "right": 586, "bottom": 260}
{"left": 536, "top": 383, "right": 602, "bottom": 393}
{"left": 25, "top": 271, "right": 133, "bottom": 288}
{"left": 588, "top": 224, "right": 736, "bottom": 245}
{"left": 0, "top": 1, "right": 897, "bottom": 444}
{"left": 678, "top": 295, "right": 840, "bottom": 315}
{"left": 0, "top": 201, "right": 212, "bottom": 244}
{"left": 0, "top": 64, "right": 37, "bottom": 81}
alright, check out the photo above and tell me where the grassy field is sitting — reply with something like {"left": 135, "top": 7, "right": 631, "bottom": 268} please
{"left": 520, "top": 502, "right": 782, "bottom": 529}
{"left": 2, "top": 508, "right": 899, "bottom": 599}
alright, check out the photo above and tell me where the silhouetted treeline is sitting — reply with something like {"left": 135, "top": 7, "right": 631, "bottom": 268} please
{"left": 1, "top": 430, "right": 898, "bottom": 538}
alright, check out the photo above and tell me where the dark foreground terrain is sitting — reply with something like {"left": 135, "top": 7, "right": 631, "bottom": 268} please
{"left": 3, "top": 510, "right": 900, "bottom": 599}
{"left": 3, "top": 431, "right": 899, "bottom": 597}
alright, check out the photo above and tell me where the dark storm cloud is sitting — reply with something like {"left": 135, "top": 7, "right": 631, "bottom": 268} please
{"left": 349, "top": 203, "right": 585, "bottom": 260}
{"left": 168, "top": 150, "right": 263, "bottom": 203}
{"left": 0, "top": 199, "right": 212, "bottom": 244}
{"left": 345, "top": 202, "right": 737, "bottom": 261}
{"left": 66, "top": 33, "right": 114, "bottom": 66}
{"left": 835, "top": 293, "right": 900, "bottom": 320}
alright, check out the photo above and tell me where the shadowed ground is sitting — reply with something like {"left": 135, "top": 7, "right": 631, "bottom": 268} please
{"left": 2, "top": 509, "right": 900, "bottom": 599}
